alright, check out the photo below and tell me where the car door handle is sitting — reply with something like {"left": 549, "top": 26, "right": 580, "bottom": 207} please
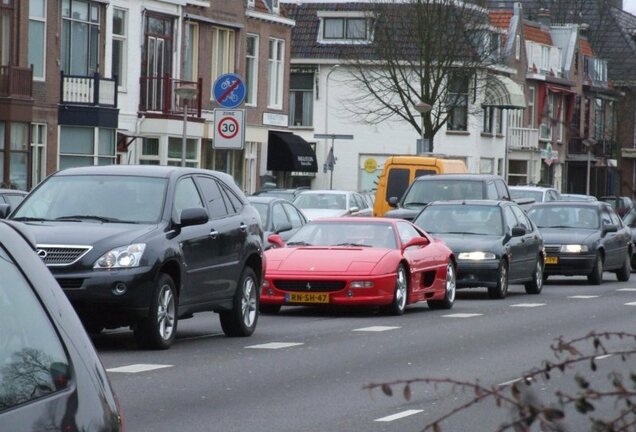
{"left": 209, "top": 230, "right": 219, "bottom": 239}
{"left": 239, "top": 223, "right": 247, "bottom": 232}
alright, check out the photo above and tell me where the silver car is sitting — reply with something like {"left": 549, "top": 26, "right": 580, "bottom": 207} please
{"left": 293, "top": 190, "right": 372, "bottom": 220}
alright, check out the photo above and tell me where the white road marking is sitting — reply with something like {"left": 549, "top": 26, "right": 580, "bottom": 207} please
{"left": 107, "top": 364, "right": 173, "bottom": 373}
{"left": 245, "top": 342, "right": 304, "bottom": 349}
{"left": 595, "top": 354, "right": 613, "bottom": 360}
{"left": 625, "top": 302, "right": 636, "bottom": 306}
{"left": 442, "top": 313, "right": 483, "bottom": 318}
{"left": 617, "top": 288, "right": 636, "bottom": 291}
{"left": 499, "top": 377, "right": 533, "bottom": 387}
{"left": 353, "top": 326, "right": 401, "bottom": 332}
{"left": 374, "top": 409, "right": 424, "bottom": 422}
{"left": 568, "top": 295, "right": 600, "bottom": 299}
{"left": 510, "top": 303, "right": 546, "bottom": 308}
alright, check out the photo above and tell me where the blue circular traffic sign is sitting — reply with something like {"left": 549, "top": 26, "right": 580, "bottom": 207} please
{"left": 212, "top": 73, "right": 246, "bottom": 108}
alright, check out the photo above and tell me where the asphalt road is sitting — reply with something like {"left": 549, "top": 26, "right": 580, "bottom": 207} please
{"left": 96, "top": 274, "right": 636, "bottom": 432}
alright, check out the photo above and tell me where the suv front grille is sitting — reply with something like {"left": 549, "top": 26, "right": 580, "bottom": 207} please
{"left": 36, "top": 245, "right": 92, "bottom": 266}
{"left": 273, "top": 280, "right": 346, "bottom": 292}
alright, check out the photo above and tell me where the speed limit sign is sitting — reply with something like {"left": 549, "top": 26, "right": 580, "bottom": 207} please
{"left": 213, "top": 108, "right": 244, "bottom": 149}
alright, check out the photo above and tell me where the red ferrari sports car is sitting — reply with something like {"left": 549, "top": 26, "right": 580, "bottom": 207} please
{"left": 261, "top": 217, "right": 456, "bottom": 315}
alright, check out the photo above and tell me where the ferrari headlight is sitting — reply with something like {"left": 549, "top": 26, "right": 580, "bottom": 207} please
{"left": 94, "top": 244, "right": 146, "bottom": 269}
{"left": 458, "top": 251, "right": 497, "bottom": 260}
{"left": 559, "top": 245, "right": 588, "bottom": 253}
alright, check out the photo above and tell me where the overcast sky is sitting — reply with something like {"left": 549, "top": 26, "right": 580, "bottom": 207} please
{"left": 625, "top": 0, "right": 636, "bottom": 14}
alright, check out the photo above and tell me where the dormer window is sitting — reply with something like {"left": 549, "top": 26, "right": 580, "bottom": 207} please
{"left": 272, "top": 0, "right": 279, "bottom": 14}
{"left": 247, "top": 0, "right": 255, "bottom": 8}
{"left": 317, "top": 12, "right": 374, "bottom": 44}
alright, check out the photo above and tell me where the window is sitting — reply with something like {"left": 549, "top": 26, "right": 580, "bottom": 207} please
{"left": 140, "top": 137, "right": 160, "bottom": 165}
{"left": 396, "top": 221, "right": 421, "bottom": 244}
{"left": 289, "top": 73, "right": 313, "bottom": 127}
{"left": 507, "top": 160, "right": 529, "bottom": 186}
{"left": 59, "top": 126, "right": 116, "bottom": 169}
{"left": 246, "top": 34, "right": 259, "bottom": 106}
{"left": 480, "top": 158, "right": 494, "bottom": 174}
{"left": 541, "top": 45, "right": 550, "bottom": 73}
{"left": 111, "top": 8, "right": 127, "bottom": 89}
{"left": 540, "top": 93, "right": 554, "bottom": 140}
{"left": 28, "top": 0, "right": 46, "bottom": 80}
{"left": 0, "top": 1, "right": 12, "bottom": 66}
{"left": 594, "top": 98, "right": 605, "bottom": 140}
{"left": 268, "top": 38, "right": 285, "bottom": 108}
{"left": 167, "top": 137, "right": 199, "bottom": 167}
{"left": 208, "top": 148, "right": 245, "bottom": 190}
{"left": 283, "top": 202, "right": 304, "bottom": 227}
{"left": 183, "top": 21, "right": 198, "bottom": 82}
{"left": 321, "top": 17, "right": 372, "bottom": 42}
{"left": 211, "top": 27, "right": 235, "bottom": 81}
{"left": 173, "top": 177, "right": 204, "bottom": 221}
{"left": 61, "top": 0, "right": 100, "bottom": 76}
{"left": 195, "top": 176, "right": 228, "bottom": 219}
{"left": 483, "top": 106, "right": 494, "bottom": 133}
{"left": 386, "top": 168, "right": 409, "bottom": 202}
{"left": 527, "top": 86, "right": 535, "bottom": 128}
{"left": 447, "top": 75, "right": 469, "bottom": 131}
{"left": 0, "top": 245, "right": 71, "bottom": 412}
{"left": 272, "top": 203, "right": 289, "bottom": 230}
{"left": 31, "top": 123, "right": 47, "bottom": 187}
{"left": 0, "top": 122, "right": 29, "bottom": 190}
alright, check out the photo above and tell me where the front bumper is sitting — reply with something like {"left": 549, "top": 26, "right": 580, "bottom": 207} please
{"left": 455, "top": 259, "right": 500, "bottom": 288}
{"left": 543, "top": 253, "right": 596, "bottom": 276}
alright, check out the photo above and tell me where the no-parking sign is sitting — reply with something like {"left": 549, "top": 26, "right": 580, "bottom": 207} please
{"left": 213, "top": 109, "right": 244, "bottom": 149}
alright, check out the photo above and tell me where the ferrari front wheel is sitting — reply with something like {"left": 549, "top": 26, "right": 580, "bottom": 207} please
{"left": 385, "top": 264, "right": 408, "bottom": 315}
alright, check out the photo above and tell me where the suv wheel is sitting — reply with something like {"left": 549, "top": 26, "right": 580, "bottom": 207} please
{"left": 220, "top": 267, "right": 258, "bottom": 337}
{"left": 134, "top": 273, "right": 178, "bottom": 350}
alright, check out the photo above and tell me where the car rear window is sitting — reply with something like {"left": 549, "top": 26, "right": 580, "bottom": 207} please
{"left": 386, "top": 168, "right": 410, "bottom": 202}
{"left": 403, "top": 180, "right": 484, "bottom": 206}
{"left": 0, "top": 245, "right": 71, "bottom": 412}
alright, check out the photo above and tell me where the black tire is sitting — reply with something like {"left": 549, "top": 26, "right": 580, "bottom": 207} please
{"left": 134, "top": 273, "right": 178, "bottom": 350}
{"left": 488, "top": 259, "right": 509, "bottom": 299}
{"left": 220, "top": 267, "right": 259, "bottom": 337}
{"left": 631, "top": 253, "right": 636, "bottom": 273}
{"left": 524, "top": 256, "right": 544, "bottom": 294}
{"left": 587, "top": 253, "right": 603, "bottom": 285}
{"left": 428, "top": 262, "right": 456, "bottom": 310}
{"left": 385, "top": 264, "right": 408, "bottom": 315}
{"left": 616, "top": 251, "right": 631, "bottom": 282}
{"left": 260, "top": 304, "right": 282, "bottom": 315}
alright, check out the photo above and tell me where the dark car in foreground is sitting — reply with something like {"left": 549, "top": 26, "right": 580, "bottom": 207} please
{"left": 247, "top": 196, "right": 308, "bottom": 249}
{"left": 0, "top": 220, "right": 123, "bottom": 431}
{"left": 413, "top": 200, "right": 544, "bottom": 299}
{"left": 622, "top": 207, "right": 636, "bottom": 269}
{"left": 527, "top": 201, "right": 631, "bottom": 284}
{"left": 6, "top": 165, "right": 264, "bottom": 349}
{"left": 384, "top": 174, "right": 513, "bottom": 220}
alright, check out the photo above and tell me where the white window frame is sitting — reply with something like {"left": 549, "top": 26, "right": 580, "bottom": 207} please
{"left": 28, "top": 0, "right": 47, "bottom": 81}
{"left": 245, "top": 34, "right": 259, "bottom": 106}
{"left": 139, "top": 137, "right": 161, "bottom": 165}
{"left": 183, "top": 21, "right": 199, "bottom": 82}
{"left": 541, "top": 45, "right": 550, "bottom": 73}
{"left": 267, "top": 38, "right": 285, "bottom": 109}
{"left": 167, "top": 136, "right": 200, "bottom": 167}
{"left": 211, "top": 26, "right": 235, "bottom": 81}
{"left": 527, "top": 85, "right": 535, "bottom": 128}
{"left": 272, "top": 0, "right": 279, "bottom": 14}
{"left": 31, "top": 123, "right": 47, "bottom": 187}
{"left": 57, "top": 126, "right": 116, "bottom": 169}
{"left": 112, "top": 7, "right": 127, "bottom": 90}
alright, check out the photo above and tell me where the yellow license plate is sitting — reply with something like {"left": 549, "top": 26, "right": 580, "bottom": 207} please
{"left": 286, "top": 292, "right": 329, "bottom": 304}
{"left": 545, "top": 256, "right": 558, "bottom": 264}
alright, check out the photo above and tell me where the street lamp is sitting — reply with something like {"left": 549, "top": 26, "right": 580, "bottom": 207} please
{"left": 414, "top": 101, "right": 432, "bottom": 153}
{"left": 174, "top": 83, "right": 198, "bottom": 167}
{"left": 583, "top": 138, "right": 597, "bottom": 195}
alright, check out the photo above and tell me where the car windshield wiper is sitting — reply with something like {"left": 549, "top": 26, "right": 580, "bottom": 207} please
{"left": 287, "top": 241, "right": 312, "bottom": 246}
{"left": 333, "top": 242, "right": 372, "bottom": 247}
{"left": 11, "top": 216, "right": 50, "bottom": 222}
{"left": 55, "top": 215, "right": 124, "bottom": 223}
{"left": 403, "top": 201, "right": 428, "bottom": 207}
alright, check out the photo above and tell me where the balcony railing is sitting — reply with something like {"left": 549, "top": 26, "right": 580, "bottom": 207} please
{"left": 0, "top": 65, "right": 33, "bottom": 98}
{"left": 139, "top": 74, "right": 202, "bottom": 117}
{"left": 568, "top": 137, "right": 617, "bottom": 157}
{"left": 507, "top": 127, "right": 539, "bottom": 150}
{"left": 60, "top": 72, "right": 117, "bottom": 107}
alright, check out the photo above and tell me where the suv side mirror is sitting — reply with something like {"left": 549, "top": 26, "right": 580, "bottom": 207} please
{"left": 388, "top": 197, "right": 399, "bottom": 207}
{"left": 180, "top": 207, "right": 209, "bottom": 227}
{"left": 349, "top": 206, "right": 359, "bottom": 214}
{"left": 0, "top": 204, "right": 10, "bottom": 219}
{"left": 511, "top": 226, "right": 526, "bottom": 237}
{"left": 603, "top": 223, "right": 618, "bottom": 234}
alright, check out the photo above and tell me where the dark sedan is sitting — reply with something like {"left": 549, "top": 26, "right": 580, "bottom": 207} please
{"left": 622, "top": 208, "right": 636, "bottom": 269}
{"left": 413, "top": 200, "right": 544, "bottom": 299}
{"left": 0, "top": 220, "right": 123, "bottom": 431}
{"left": 247, "top": 196, "right": 308, "bottom": 249}
{"left": 527, "top": 201, "right": 631, "bottom": 284}
{"left": 4, "top": 165, "right": 264, "bottom": 350}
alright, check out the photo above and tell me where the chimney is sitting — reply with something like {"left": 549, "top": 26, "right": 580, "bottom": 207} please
{"left": 537, "top": 8, "right": 551, "bottom": 26}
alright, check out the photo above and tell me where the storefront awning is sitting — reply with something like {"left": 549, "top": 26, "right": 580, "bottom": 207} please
{"left": 483, "top": 75, "right": 526, "bottom": 109}
{"left": 267, "top": 131, "right": 318, "bottom": 173}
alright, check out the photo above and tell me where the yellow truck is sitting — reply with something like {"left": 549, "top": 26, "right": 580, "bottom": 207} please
{"left": 373, "top": 156, "right": 468, "bottom": 217}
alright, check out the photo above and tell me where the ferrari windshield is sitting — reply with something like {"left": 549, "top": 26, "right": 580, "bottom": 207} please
{"left": 414, "top": 204, "right": 504, "bottom": 236}
{"left": 12, "top": 175, "right": 168, "bottom": 224}
{"left": 527, "top": 206, "right": 600, "bottom": 229}
{"left": 287, "top": 221, "right": 397, "bottom": 249}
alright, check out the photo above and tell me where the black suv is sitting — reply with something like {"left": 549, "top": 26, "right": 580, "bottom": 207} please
{"left": 4, "top": 165, "right": 264, "bottom": 350}
{"left": 384, "top": 174, "right": 512, "bottom": 220}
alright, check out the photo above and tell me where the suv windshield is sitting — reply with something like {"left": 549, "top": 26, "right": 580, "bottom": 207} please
{"left": 402, "top": 180, "right": 483, "bottom": 207}
{"left": 13, "top": 175, "right": 168, "bottom": 224}
{"left": 414, "top": 204, "right": 504, "bottom": 236}
{"left": 510, "top": 189, "right": 543, "bottom": 202}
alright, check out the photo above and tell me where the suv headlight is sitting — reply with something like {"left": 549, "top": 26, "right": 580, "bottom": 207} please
{"left": 559, "top": 245, "right": 588, "bottom": 253}
{"left": 458, "top": 252, "right": 496, "bottom": 260}
{"left": 94, "top": 244, "right": 146, "bottom": 269}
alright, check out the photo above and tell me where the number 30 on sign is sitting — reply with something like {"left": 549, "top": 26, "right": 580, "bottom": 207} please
{"left": 213, "top": 108, "right": 245, "bottom": 150}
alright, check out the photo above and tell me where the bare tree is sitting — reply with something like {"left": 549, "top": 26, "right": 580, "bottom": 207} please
{"left": 365, "top": 331, "right": 636, "bottom": 431}
{"left": 339, "top": 0, "right": 501, "bottom": 152}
